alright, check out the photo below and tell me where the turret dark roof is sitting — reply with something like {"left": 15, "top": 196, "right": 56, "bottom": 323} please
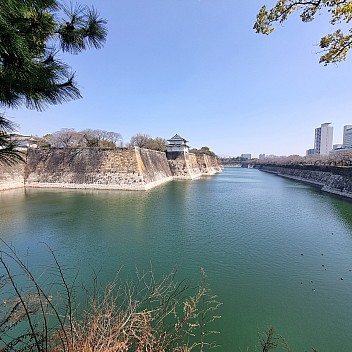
{"left": 167, "top": 134, "right": 188, "bottom": 143}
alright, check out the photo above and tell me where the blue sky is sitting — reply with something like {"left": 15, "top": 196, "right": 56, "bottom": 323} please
{"left": 7, "top": 0, "right": 352, "bottom": 157}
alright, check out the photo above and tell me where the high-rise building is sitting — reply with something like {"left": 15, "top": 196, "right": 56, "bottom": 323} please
{"left": 314, "top": 123, "right": 333, "bottom": 155}
{"left": 343, "top": 125, "right": 352, "bottom": 149}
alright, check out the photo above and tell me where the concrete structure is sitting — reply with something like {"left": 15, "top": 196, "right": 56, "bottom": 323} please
{"left": 259, "top": 154, "right": 265, "bottom": 160}
{"left": 166, "top": 134, "right": 189, "bottom": 153}
{"left": 343, "top": 125, "right": 352, "bottom": 149}
{"left": 314, "top": 123, "right": 333, "bottom": 155}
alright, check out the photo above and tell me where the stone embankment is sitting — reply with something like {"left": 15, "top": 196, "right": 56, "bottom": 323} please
{"left": 195, "top": 154, "right": 223, "bottom": 175}
{"left": 167, "top": 152, "right": 222, "bottom": 179}
{"left": 25, "top": 147, "right": 174, "bottom": 190}
{"left": 257, "top": 164, "right": 352, "bottom": 199}
{"left": 167, "top": 152, "right": 202, "bottom": 179}
{"left": 0, "top": 163, "right": 25, "bottom": 191}
{"left": 1, "top": 147, "right": 222, "bottom": 191}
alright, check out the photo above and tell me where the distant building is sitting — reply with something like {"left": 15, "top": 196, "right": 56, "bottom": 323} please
{"left": 306, "top": 148, "right": 317, "bottom": 156}
{"left": 241, "top": 154, "right": 251, "bottom": 160}
{"left": 259, "top": 154, "right": 265, "bottom": 160}
{"left": 343, "top": 125, "right": 352, "bottom": 149}
{"left": 314, "top": 123, "right": 333, "bottom": 155}
{"left": 166, "top": 134, "right": 190, "bottom": 153}
{"left": 10, "top": 134, "right": 38, "bottom": 150}
{"left": 329, "top": 144, "right": 346, "bottom": 155}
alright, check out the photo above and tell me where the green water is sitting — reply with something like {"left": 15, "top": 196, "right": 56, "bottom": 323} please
{"left": 1, "top": 168, "right": 352, "bottom": 351}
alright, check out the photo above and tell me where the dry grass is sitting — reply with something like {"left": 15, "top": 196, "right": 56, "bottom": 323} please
{"left": 0, "top": 243, "right": 221, "bottom": 352}
{"left": 50, "top": 269, "right": 221, "bottom": 352}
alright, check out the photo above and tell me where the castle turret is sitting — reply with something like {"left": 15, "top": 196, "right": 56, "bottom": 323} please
{"left": 166, "top": 134, "right": 189, "bottom": 153}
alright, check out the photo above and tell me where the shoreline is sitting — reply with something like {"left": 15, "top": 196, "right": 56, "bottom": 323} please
{"left": 258, "top": 165, "right": 352, "bottom": 200}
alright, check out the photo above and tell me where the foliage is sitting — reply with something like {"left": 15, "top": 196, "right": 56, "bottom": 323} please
{"left": 0, "top": 0, "right": 107, "bottom": 164}
{"left": 254, "top": 0, "right": 352, "bottom": 64}
{"left": 146, "top": 137, "right": 167, "bottom": 152}
{"left": 81, "top": 129, "right": 123, "bottom": 148}
{"left": 43, "top": 128, "right": 122, "bottom": 148}
{"left": 219, "top": 157, "right": 248, "bottom": 165}
{"left": 129, "top": 133, "right": 152, "bottom": 148}
{"left": 0, "top": 244, "right": 221, "bottom": 352}
{"left": 44, "top": 128, "right": 82, "bottom": 148}
{"left": 252, "top": 151, "right": 352, "bottom": 167}
{"left": 0, "top": 115, "right": 25, "bottom": 165}
{"left": 0, "top": 0, "right": 107, "bottom": 110}
{"left": 190, "top": 147, "right": 216, "bottom": 157}
{"left": 129, "top": 133, "right": 167, "bottom": 151}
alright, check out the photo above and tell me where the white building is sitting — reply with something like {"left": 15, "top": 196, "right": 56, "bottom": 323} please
{"left": 343, "top": 125, "right": 352, "bottom": 149}
{"left": 166, "top": 134, "right": 189, "bottom": 153}
{"left": 10, "top": 134, "right": 38, "bottom": 150}
{"left": 314, "top": 123, "right": 333, "bottom": 155}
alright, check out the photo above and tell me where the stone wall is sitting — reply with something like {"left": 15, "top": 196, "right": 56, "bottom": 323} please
{"left": 0, "top": 162, "right": 25, "bottom": 191}
{"left": 166, "top": 152, "right": 202, "bottom": 179}
{"left": 137, "top": 148, "right": 174, "bottom": 189}
{"left": 258, "top": 164, "right": 352, "bottom": 199}
{"left": 1, "top": 148, "right": 222, "bottom": 191}
{"left": 208, "top": 154, "right": 223, "bottom": 172}
{"left": 25, "top": 147, "right": 173, "bottom": 191}
{"left": 196, "top": 154, "right": 223, "bottom": 175}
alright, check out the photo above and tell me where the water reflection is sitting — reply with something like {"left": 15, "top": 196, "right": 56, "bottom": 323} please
{"left": 328, "top": 197, "right": 352, "bottom": 232}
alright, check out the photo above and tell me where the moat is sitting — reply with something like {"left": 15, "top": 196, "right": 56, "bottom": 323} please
{"left": 1, "top": 168, "right": 352, "bottom": 351}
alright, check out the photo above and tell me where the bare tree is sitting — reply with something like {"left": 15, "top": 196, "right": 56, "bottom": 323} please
{"left": 81, "top": 129, "right": 100, "bottom": 147}
{"left": 105, "top": 131, "right": 123, "bottom": 147}
{"left": 129, "top": 133, "right": 151, "bottom": 148}
{"left": 42, "top": 129, "right": 123, "bottom": 148}
{"left": 81, "top": 129, "right": 122, "bottom": 148}
{"left": 129, "top": 134, "right": 167, "bottom": 151}
{"left": 44, "top": 129, "right": 83, "bottom": 148}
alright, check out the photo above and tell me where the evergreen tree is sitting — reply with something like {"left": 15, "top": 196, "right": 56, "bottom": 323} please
{"left": 0, "top": 0, "right": 107, "bottom": 164}
{"left": 0, "top": 118, "right": 24, "bottom": 165}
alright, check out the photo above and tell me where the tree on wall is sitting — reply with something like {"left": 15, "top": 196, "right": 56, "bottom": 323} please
{"left": 44, "top": 128, "right": 83, "bottom": 148}
{"left": 146, "top": 137, "right": 167, "bottom": 152}
{"left": 81, "top": 129, "right": 123, "bottom": 148}
{"left": 129, "top": 133, "right": 167, "bottom": 151}
{"left": 42, "top": 128, "right": 122, "bottom": 148}
{"left": 190, "top": 146, "right": 216, "bottom": 157}
{"left": 254, "top": 1, "right": 352, "bottom": 65}
{"left": 0, "top": 0, "right": 107, "bottom": 163}
{"left": 129, "top": 133, "right": 152, "bottom": 148}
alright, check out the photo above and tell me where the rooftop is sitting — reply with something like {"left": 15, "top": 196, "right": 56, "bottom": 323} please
{"left": 168, "top": 134, "right": 188, "bottom": 143}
